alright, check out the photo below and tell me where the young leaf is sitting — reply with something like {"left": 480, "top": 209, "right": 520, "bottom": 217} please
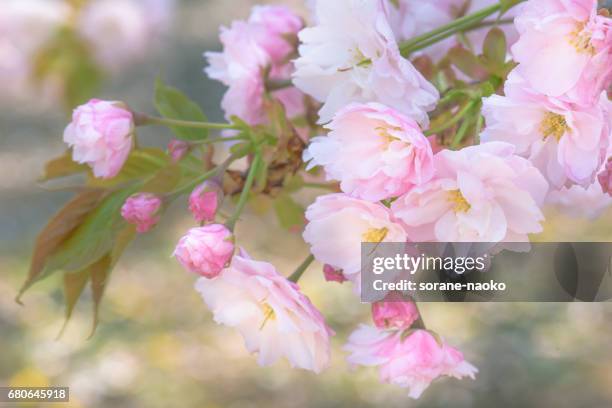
{"left": 87, "top": 148, "right": 169, "bottom": 188}
{"left": 39, "top": 151, "right": 88, "bottom": 182}
{"left": 482, "top": 27, "right": 508, "bottom": 75}
{"left": 89, "top": 255, "right": 113, "bottom": 338}
{"left": 274, "top": 193, "right": 304, "bottom": 230}
{"left": 90, "top": 226, "right": 136, "bottom": 337}
{"left": 448, "top": 46, "right": 487, "bottom": 80}
{"left": 41, "top": 187, "right": 138, "bottom": 278}
{"left": 58, "top": 268, "right": 91, "bottom": 338}
{"left": 154, "top": 77, "right": 208, "bottom": 141}
{"left": 18, "top": 189, "right": 108, "bottom": 303}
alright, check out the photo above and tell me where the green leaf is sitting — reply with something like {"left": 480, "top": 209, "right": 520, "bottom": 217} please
{"left": 87, "top": 148, "right": 169, "bottom": 188}
{"left": 283, "top": 174, "right": 304, "bottom": 193}
{"left": 90, "top": 226, "right": 135, "bottom": 337}
{"left": 482, "top": 27, "right": 508, "bottom": 76}
{"left": 59, "top": 225, "right": 136, "bottom": 338}
{"left": 18, "top": 189, "right": 108, "bottom": 303}
{"left": 41, "top": 187, "right": 138, "bottom": 277}
{"left": 229, "top": 141, "right": 254, "bottom": 159}
{"left": 39, "top": 151, "right": 88, "bottom": 182}
{"left": 448, "top": 46, "right": 487, "bottom": 80}
{"left": 154, "top": 77, "right": 208, "bottom": 141}
{"left": 58, "top": 268, "right": 91, "bottom": 338}
{"left": 274, "top": 193, "right": 304, "bottom": 230}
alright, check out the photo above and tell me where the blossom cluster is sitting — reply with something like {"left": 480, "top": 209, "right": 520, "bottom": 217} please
{"left": 43, "top": 0, "right": 612, "bottom": 402}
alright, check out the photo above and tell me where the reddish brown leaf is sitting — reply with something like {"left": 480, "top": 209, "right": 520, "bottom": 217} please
{"left": 39, "top": 151, "right": 88, "bottom": 182}
{"left": 17, "top": 189, "right": 107, "bottom": 303}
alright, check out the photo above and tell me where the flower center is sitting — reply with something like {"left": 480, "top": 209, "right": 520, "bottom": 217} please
{"left": 540, "top": 112, "right": 569, "bottom": 141}
{"left": 362, "top": 227, "right": 389, "bottom": 243}
{"left": 448, "top": 190, "right": 471, "bottom": 213}
{"left": 339, "top": 48, "right": 372, "bottom": 72}
{"left": 569, "top": 22, "right": 596, "bottom": 55}
{"left": 259, "top": 302, "right": 275, "bottom": 330}
{"left": 376, "top": 126, "right": 404, "bottom": 145}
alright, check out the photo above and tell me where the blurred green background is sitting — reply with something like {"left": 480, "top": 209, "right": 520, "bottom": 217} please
{"left": 2, "top": 1, "right": 612, "bottom": 407}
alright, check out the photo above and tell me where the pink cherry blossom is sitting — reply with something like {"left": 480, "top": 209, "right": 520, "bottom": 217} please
{"left": 547, "top": 181, "right": 612, "bottom": 219}
{"left": 63, "top": 99, "right": 134, "bottom": 179}
{"left": 481, "top": 71, "right": 610, "bottom": 187}
{"left": 391, "top": 142, "right": 548, "bottom": 242}
{"left": 304, "top": 103, "right": 434, "bottom": 201}
{"left": 173, "top": 224, "right": 235, "bottom": 278}
{"left": 293, "top": 0, "right": 439, "bottom": 126}
{"left": 303, "top": 194, "right": 407, "bottom": 284}
{"left": 121, "top": 193, "right": 162, "bottom": 233}
{"left": 195, "top": 249, "right": 333, "bottom": 373}
{"left": 598, "top": 158, "right": 612, "bottom": 196}
{"left": 344, "top": 325, "right": 477, "bottom": 399}
{"left": 372, "top": 300, "right": 419, "bottom": 330}
{"left": 189, "top": 181, "right": 224, "bottom": 223}
{"left": 205, "top": 6, "right": 304, "bottom": 125}
{"left": 323, "top": 264, "right": 347, "bottom": 283}
{"left": 167, "top": 139, "right": 189, "bottom": 163}
{"left": 511, "top": 0, "right": 612, "bottom": 106}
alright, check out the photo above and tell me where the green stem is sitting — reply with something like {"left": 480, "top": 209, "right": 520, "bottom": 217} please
{"left": 288, "top": 254, "right": 315, "bottom": 283}
{"left": 266, "top": 79, "right": 293, "bottom": 91}
{"left": 166, "top": 154, "right": 239, "bottom": 199}
{"left": 140, "top": 115, "right": 239, "bottom": 130}
{"left": 226, "top": 152, "right": 262, "bottom": 231}
{"left": 425, "top": 100, "right": 478, "bottom": 136}
{"left": 400, "top": 3, "right": 502, "bottom": 55}
{"left": 451, "top": 106, "right": 478, "bottom": 148}
{"left": 192, "top": 135, "right": 248, "bottom": 145}
{"left": 399, "top": 1, "right": 523, "bottom": 56}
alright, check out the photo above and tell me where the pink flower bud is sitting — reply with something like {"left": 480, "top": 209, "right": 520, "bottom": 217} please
{"left": 173, "top": 224, "right": 234, "bottom": 278}
{"left": 121, "top": 193, "right": 162, "bottom": 233}
{"left": 371, "top": 301, "right": 419, "bottom": 330}
{"left": 598, "top": 159, "right": 612, "bottom": 196}
{"left": 189, "top": 181, "right": 224, "bottom": 223}
{"left": 323, "top": 264, "right": 347, "bottom": 283}
{"left": 167, "top": 139, "right": 190, "bottom": 163}
{"left": 63, "top": 99, "right": 134, "bottom": 179}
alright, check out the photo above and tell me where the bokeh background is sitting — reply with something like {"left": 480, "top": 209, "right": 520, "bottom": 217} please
{"left": 2, "top": 1, "right": 612, "bottom": 407}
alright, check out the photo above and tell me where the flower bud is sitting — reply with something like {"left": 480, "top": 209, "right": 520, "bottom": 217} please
{"left": 598, "top": 158, "right": 612, "bottom": 196}
{"left": 121, "top": 193, "right": 162, "bottom": 233}
{"left": 173, "top": 224, "right": 234, "bottom": 278}
{"left": 167, "top": 139, "right": 190, "bottom": 163}
{"left": 371, "top": 301, "right": 419, "bottom": 330}
{"left": 64, "top": 99, "right": 134, "bottom": 179}
{"left": 189, "top": 181, "right": 224, "bottom": 223}
{"left": 323, "top": 264, "right": 347, "bottom": 283}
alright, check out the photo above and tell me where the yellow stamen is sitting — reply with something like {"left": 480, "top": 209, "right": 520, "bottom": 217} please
{"left": 259, "top": 302, "right": 275, "bottom": 330}
{"left": 448, "top": 190, "right": 471, "bottom": 213}
{"left": 569, "top": 22, "right": 596, "bottom": 55}
{"left": 540, "top": 112, "right": 569, "bottom": 142}
{"left": 376, "top": 126, "right": 404, "bottom": 145}
{"left": 362, "top": 227, "right": 389, "bottom": 243}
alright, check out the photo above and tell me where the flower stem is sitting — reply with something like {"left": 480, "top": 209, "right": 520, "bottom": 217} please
{"left": 226, "top": 152, "right": 262, "bottom": 231}
{"left": 137, "top": 114, "right": 239, "bottom": 130}
{"left": 399, "top": 1, "right": 523, "bottom": 56}
{"left": 166, "top": 154, "right": 238, "bottom": 199}
{"left": 191, "top": 135, "right": 248, "bottom": 145}
{"left": 288, "top": 254, "right": 315, "bottom": 283}
{"left": 425, "top": 100, "right": 478, "bottom": 136}
{"left": 266, "top": 79, "right": 293, "bottom": 91}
